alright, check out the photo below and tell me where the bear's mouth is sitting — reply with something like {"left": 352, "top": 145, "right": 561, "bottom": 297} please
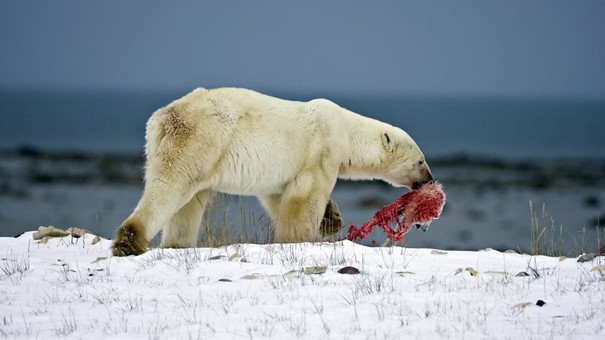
{"left": 412, "top": 179, "right": 435, "bottom": 190}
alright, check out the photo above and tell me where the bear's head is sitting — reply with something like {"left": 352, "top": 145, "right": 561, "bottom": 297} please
{"left": 380, "top": 128, "right": 434, "bottom": 189}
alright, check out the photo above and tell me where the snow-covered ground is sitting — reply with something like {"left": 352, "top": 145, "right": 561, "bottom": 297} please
{"left": 1, "top": 232, "right": 604, "bottom": 339}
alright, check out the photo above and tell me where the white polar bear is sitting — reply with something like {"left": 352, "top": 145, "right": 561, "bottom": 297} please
{"left": 112, "top": 88, "right": 433, "bottom": 256}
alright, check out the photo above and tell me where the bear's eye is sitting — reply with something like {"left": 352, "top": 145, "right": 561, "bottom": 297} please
{"left": 418, "top": 160, "right": 424, "bottom": 165}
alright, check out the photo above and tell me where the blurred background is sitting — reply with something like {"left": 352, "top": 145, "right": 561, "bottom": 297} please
{"left": 1, "top": 1, "right": 604, "bottom": 254}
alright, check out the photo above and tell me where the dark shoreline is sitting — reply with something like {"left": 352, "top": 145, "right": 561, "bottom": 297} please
{"left": 1, "top": 145, "right": 604, "bottom": 254}
{"left": 1, "top": 146, "right": 604, "bottom": 192}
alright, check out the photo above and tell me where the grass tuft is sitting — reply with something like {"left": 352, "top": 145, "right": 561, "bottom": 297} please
{"left": 529, "top": 201, "right": 564, "bottom": 257}
{"left": 0, "top": 254, "right": 30, "bottom": 284}
{"left": 529, "top": 200, "right": 605, "bottom": 257}
{"left": 199, "top": 194, "right": 272, "bottom": 247}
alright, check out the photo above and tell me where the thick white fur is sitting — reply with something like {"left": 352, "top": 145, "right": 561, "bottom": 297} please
{"left": 119, "top": 88, "right": 433, "bottom": 248}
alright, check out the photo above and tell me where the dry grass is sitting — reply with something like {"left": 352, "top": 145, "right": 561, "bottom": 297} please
{"left": 199, "top": 194, "right": 272, "bottom": 247}
{"left": 529, "top": 200, "right": 564, "bottom": 256}
{"left": 529, "top": 200, "right": 604, "bottom": 257}
{"left": 160, "top": 194, "right": 603, "bottom": 258}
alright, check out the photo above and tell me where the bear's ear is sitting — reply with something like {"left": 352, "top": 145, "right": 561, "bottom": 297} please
{"left": 381, "top": 132, "right": 396, "bottom": 152}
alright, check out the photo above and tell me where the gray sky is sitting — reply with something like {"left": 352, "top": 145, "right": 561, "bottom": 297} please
{"left": 1, "top": 0, "right": 604, "bottom": 99}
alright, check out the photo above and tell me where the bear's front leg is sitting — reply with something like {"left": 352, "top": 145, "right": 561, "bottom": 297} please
{"left": 274, "top": 196, "right": 327, "bottom": 243}
{"left": 273, "top": 171, "right": 335, "bottom": 243}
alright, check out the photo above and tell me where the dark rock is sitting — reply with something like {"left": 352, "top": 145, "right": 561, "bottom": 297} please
{"left": 218, "top": 278, "right": 232, "bottom": 282}
{"left": 577, "top": 254, "right": 596, "bottom": 263}
{"left": 17, "top": 146, "right": 44, "bottom": 158}
{"left": 536, "top": 300, "right": 546, "bottom": 307}
{"left": 337, "top": 266, "right": 360, "bottom": 275}
{"left": 588, "top": 216, "right": 605, "bottom": 228}
{"left": 584, "top": 195, "right": 600, "bottom": 208}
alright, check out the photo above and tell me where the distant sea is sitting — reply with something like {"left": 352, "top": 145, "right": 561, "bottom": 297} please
{"left": 1, "top": 90, "right": 604, "bottom": 159}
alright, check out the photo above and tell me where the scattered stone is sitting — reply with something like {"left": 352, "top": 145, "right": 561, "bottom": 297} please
{"left": 240, "top": 274, "right": 260, "bottom": 280}
{"left": 431, "top": 249, "right": 448, "bottom": 255}
{"left": 33, "top": 226, "right": 70, "bottom": 240}
{"left": 303, "top": 266, "right": 327, "bottom": 275}
{"left": 228, "top": 253, "right": 246, "bottom": 262}
{"left": 515, "top": 271, "right": 530, "bottom": 277}
{"left": 209, "top": 255, "right": 227, "bottom": 261}
{"left": 484, "top": 271, "right": 508, "bottom": 275}
{"left": 536, "top": 300, "right": 546, "bottom": 307}
{"left": 32, "top": 226, "right": 94, "bottom": 241}
{"left": 92, "top": 236, "right": 102, "bottom": 245}
{"left": 396, "top": 271, "right": 415, "bottom": 276}
{"left": 513, "top": 302, "right": 532, "bottom": 310}
{"left": 504, "top": 249, "right": 518, "bottom": 254}
{"left": 37, "top": 237, "right": 51, "bottom": 244}
{"left": 91, "top": 257, "right": 107, "bottom": 264}
{"left": 65, "top": 227, "right": 92, "bottom": 238}
{"left": 337, "top": 266, "right": 360, "bottom": 275}
{"left": 577, "top": 254, "right": 596, "bottom": 263}
{"left": 465, "top": 267, "right": 478, "bottom": 276}
{"left": 482, "top": 248, "right": 496, "bottom": 252}
{"left": 454, "top": 267, "right": 480, "bottom": 276}
{"left": 559, "top": 256, "right": 567, "bottom": 261}
{"left": 590, "top": 265, "right": 605, "bottom": 272}
{"left": 283, "top": 269, "right": 302, "bottom": 279}
{"left": 218, "top": 278, "right": 232, "bottom": 282}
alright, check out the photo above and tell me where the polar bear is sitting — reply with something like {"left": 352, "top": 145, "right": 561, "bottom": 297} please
{"left": 112, "top": 88, "right": 433, "bottom": 256}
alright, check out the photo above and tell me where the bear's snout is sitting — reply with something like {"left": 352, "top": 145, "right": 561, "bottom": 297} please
{"left": 412, "top": 172, "right": 434, "bottom": 190}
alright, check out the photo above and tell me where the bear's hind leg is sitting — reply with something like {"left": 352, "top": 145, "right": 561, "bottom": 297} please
{"left": 112, "top": 180, "right": 200, "bottom": 256}
{"left": 258, "top": 194, "right": 280, "bottom": 226}
{"left": 161, "top": 190, "right": 214, "bottom": 249}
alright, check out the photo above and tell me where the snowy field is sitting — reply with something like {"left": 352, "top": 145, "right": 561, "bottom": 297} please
{"left": 1, "top": 232, "right": 604, "bottom": 339}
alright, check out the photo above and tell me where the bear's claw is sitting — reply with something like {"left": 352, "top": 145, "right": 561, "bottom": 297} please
{"left": 112, "top": 224, "right": 148, "bottom": 256}
{"left": 319, "top": 199, "right": 343, "bottom": 238}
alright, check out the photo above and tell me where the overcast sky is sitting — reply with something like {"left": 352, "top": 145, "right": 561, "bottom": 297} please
{"left": 1, "top": 1, "right": 604, "bottom": 99}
